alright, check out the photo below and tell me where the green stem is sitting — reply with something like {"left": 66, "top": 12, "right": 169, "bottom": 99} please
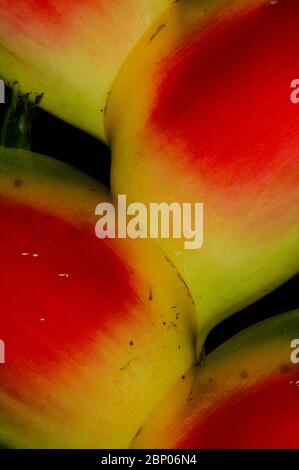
{"left": 0, "top": 82, "right": 43, "bottom": 150}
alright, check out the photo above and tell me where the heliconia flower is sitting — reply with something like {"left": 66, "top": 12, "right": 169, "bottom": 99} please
{"left": 132, "top": 309, "right": 299, "bottom": 449}
{"left": 0, "top": 0, "right": 173, "bottom": 141}
{"left": 0, "top": 146, "right": 197, "bottom": 448}
{"left": 106, "top": 0, "right": 299, "bottom": 351}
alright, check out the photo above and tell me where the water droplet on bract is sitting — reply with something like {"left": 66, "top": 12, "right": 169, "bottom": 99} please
{"left": 32, "top": 253, "right": 39, "bottom": 258}
{"left": 21, "top": 252, "right": 30, "bottom": 256}
{"left": 58, "top": 273, "right": 69, "bottom": 278}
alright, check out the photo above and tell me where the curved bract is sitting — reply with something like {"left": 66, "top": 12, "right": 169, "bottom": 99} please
{"left": 0, "top": 0, "right": 173, "bottom": 141}
{"left": 107, "top": 0, "right": 299, "bottom": 350}
{"left": 132, "top": 309, "right": 299, "bottom": 449}
{"left": 0, "top": 147, "right": 197, "bottom": 448}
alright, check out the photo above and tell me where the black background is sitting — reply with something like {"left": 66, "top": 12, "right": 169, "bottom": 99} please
{"left": 0, "top": 86, "right": 298, "bottom": 353}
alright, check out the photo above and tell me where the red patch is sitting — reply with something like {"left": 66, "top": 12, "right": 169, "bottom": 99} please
{"left": 150, "top": 0, "right": 299, "bottom": 197}
{"left": 178, "top": 365, "right": 299, "bottom": 448}
{"left": 0, "top": 201, "right": 138, "bottom": 383}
